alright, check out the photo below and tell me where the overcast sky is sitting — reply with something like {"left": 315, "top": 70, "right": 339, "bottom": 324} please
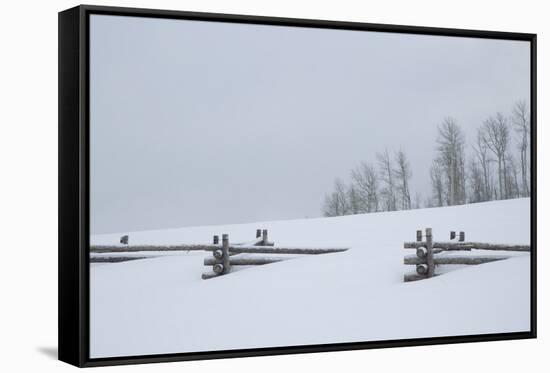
{"left": 89, "top": 14, "right": 530, "bottom": 235}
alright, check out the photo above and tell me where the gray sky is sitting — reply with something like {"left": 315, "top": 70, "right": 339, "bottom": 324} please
{"left": 90, "top": 14, "right": 530, "bottom": 234}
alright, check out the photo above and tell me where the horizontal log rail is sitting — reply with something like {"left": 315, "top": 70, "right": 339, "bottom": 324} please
{"left": 89, "top": 256, "right": 150, "bottom": 263}
{"left": 235, "top": 238, "right": 274, "bottom": 247}
{"left": 201, "top": 230, "right": 350, "bottom": 279}
{"left": 226, "top": 245, "right": 348, "bottom": 255}
{"left": 91, "top": 229, "right": 273, "bottom": 254}
{"left": 404, "top": 255, "right": 511, "bottom": 266}
{"left": 91, "top": 244, "right": 349, "bottom": 255}
{"left": 90, "top": 244, "right": 215, "bottom": 253}
{"left": 404, "top": 241, "right": 530, "bottom": 252}
{"left": 404, "top": 228, "right": 530, "bottom": 282}
{"left": 204, "top": 256, "right": 286, "bottom": 266}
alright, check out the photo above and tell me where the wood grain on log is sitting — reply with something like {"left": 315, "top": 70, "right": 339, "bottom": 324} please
{"left": 222, "top": 234, "right": 231, "bottom": 274}
{"left": 204, "top": 257, "right": 286, "bottom": 266}
{"left": 404, "top": 242, "right": 529, "bottom": 252}
{"left": 416, "top": 247, "right": 427, "bottom": 258}
{"left": 262, "top": 229, "right": 268, "bottom": 245}
{"left": 416, "top": 247, "right": 443, "bottom": 257}
{"left": 426, "top": 228, "right": 435, "bottom": 277}
{"left": 416, "top": 264, "right": 428, "bottom": 275}
{"left": 404, "top": 255, "right": 511, "bottom": 265}
{"left": 213, "top": 263, "right": 224, "bottom": 274}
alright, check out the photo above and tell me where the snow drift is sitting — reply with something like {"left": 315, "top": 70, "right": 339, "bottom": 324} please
{"left": 90, "top": 198, "right": 531, "bottom": 358}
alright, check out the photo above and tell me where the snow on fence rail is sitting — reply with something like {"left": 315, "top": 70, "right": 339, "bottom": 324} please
{"left": 89, "top": 228, "right": 349, "bottom": 276}
{"left": 89, "top": 228, "right": 274, "bottom": 255}
{"left": 403, "top": 228, "right": 530, "bottom": 282}
{"left": 201, "top": 229, "right": 349, "bottom": 279}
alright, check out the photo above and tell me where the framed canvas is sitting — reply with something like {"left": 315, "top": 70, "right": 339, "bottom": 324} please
{"left": 58, "top": 4, "right": 537, "bottom": 367}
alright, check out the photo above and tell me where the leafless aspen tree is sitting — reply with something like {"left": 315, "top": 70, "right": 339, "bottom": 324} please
{"left": 394, "top": 149, "right": 412, "bottom": 210}
{"left": 468, "top": 158, "right": 484, "bottom": 203}
{"left": 512, "top": 101, "right": 530, "bottom": 196}
{"left": 347, "top": 185, "right": 363, "bottom": 215}
{"left": 481, "top": 113, "right": 510, "bottom": 199}
{"left": 430, "top": 160, "right": 444, "bottom": 207}
{"left": 377, "top": 149, "right": 397, "bottom": 211}
{"left": 351, "top": 161, "right": 379, "bottom": 212}
{"left": 435, "top": 118, "right": 466, "bottom": 205}
{"left": 473, "top": 127, "right": 493, "bottom": 201}
{"left": 505, "top": 155, "right": 521, "bottom": 199}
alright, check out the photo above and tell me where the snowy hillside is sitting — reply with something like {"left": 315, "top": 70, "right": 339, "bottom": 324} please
{"left": 90, "top": 198, "right": 531, "bottom": 358}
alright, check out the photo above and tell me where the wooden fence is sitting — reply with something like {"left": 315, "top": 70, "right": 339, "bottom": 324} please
{"left": 201, "top": 229, "right": 348, "bottom": 279}
{"left": 89, "top": 228, "right": 349, "bottom": 278}
{"left": 403, "top": 228, "right": 530, "bottom": 282}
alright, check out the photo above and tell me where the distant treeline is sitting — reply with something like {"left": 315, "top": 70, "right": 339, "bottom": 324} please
{"left": 322, "top": 101, "right": 531, "bottom": 217}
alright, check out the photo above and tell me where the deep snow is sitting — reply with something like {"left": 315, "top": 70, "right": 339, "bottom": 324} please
{"left": 90, "top": 198, "right": 531, "bottom": 358}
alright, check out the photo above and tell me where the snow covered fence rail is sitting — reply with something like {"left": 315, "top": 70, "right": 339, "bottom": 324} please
{"left": 90, "top": 256, "right": 150, "bottom": 263}
{"left": 403, "top": 228, "right": 530, "bottom": 282}
{"left": 90, "top": 228, "right": 275, "bottom": 254}
{"left": 90, "top": 244, "right": 217, "bottom": 253}
{"left": 202, "top": 232, "right": 349, "bottom": 280}
{"left": 89, "top": 228, "right": 275, "bottom": 264}
{"left": 89, "top": 228, "right": 348, "bottom": 273}
{"left": 403, "top": 242, "right": 531, "bottom": 252}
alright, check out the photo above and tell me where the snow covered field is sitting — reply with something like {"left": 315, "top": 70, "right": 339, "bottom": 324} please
{"left": 90, "top": 198, "right": 531, "bottom": 358}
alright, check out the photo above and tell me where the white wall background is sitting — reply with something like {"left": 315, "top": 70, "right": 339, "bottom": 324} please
{"left": 0, "top": 0, "right": 547, "bottom": 372}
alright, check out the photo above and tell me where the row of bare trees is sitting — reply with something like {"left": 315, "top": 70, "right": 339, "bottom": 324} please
{"left": 466, "top": 101, "right": 530, "bottom": 203}
{"left": 322, "top": 100, "right": 531, "bottom": 217}
{"left": 322, "top": 149, "right": 412, "bottom": 216}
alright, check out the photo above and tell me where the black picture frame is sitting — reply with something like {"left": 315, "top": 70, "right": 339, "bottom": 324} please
{"left": 59, "top": 4, "right": 537, "bottom": 368}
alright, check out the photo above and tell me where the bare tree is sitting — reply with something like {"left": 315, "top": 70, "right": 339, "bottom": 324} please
{"left": 322, "top": 178, "right": 350, "bottom": 217}
{"left": 435, "top": 118, "right": 466, "bottom": 205}
{"left": 430, "top": 160, "right": 444, "bottom": 207}
{"left": 393, "top": 149, "right": 412, "bottom": 210}
{"left": 377, "top": 149, "right": 397, "bottom": 211}
{"left": 347, "top": 185, "right": 362, "bottom": 215}
{"left": 481, "top": 113, "right": 510, "bottom": 199}
{"left": 468, "top": 158, "right": 484, "bottom": 203}
{"left": 473, "top": 127, "right": 493, "bottom": 201}
{"left": 512, "top": 101, "right": 530, "bottom": 196}
{"left": 351, "top": 161, "right": 379, "bottom": 212}
{"left": 506, "top": 155, "right": 521, "bottom": 199}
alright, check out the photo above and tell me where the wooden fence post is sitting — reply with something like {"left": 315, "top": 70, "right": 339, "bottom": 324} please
{"left": 256, "top": 229, "right": 261, "bottom": 238}
{"left": 222, "top": 234, "right": 231, "bottom": 274}
{"left": 416, "top": 230, "right": 422, "bottom": 242}
{"left": 426, "top": 228, "right": 435, "bottom": 277}
{"left": 213, "top": 235, "right": 219, "bottom": 245}
{"left": 262, "top": 229, "right": 268, "bottom": 246}
{"left": 120, "top": 234, "right": 129, "bottom": 245}
{"left": 459, "top": 231, "right": 465, "bottom": 242}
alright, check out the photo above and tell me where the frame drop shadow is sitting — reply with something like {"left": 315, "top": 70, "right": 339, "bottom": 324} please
{"left": 37, "top": 346, "right": 58, "bottom": 360}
